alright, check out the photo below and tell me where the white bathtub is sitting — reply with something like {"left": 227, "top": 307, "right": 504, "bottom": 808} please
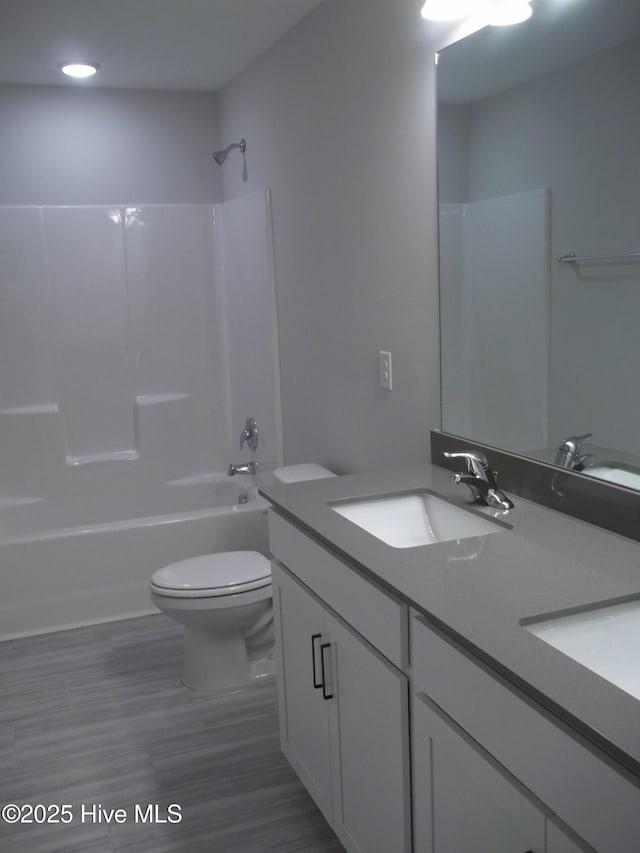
{"left": 0, "top": 476, "right": 270, "bottom": 640}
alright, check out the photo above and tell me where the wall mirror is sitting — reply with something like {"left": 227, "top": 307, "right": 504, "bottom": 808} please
{"left": 437, "top": 0, "right": 640, "bottom": 492}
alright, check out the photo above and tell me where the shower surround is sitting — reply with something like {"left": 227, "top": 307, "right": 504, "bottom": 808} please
{"left": 0, "top": 191, "right": 282, "bottom": 638}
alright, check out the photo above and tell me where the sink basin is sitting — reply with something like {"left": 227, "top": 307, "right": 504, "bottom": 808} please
{"left": 329, "top": 491, "right": 507, "bottom": 549}
{"left": 524, "top": 598, "right": 640, "bottom": 701}
{"left": 582, "top": 462, "right": 640, "bottom": 490}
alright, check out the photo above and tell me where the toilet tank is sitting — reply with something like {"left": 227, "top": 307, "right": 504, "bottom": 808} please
{"left": 273, "top": 464, "right": 336, "bottom": 483}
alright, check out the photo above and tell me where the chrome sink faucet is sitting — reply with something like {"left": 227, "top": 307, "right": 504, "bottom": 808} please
{"left": 444, "top": 450, "right": 514, "bottom": 510}
{"left": 554, "top": 432, "right": 592, "bottom": 470}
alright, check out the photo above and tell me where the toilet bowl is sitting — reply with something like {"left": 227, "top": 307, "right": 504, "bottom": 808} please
{"left": 150, "top": 551, "right": 274, "bottom": 689}
{"left": 149, "top": 463, "right": 335, "bottom": 690}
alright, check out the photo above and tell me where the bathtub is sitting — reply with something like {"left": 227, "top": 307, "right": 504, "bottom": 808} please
{"left": 0, "top": 475, "right": 270, "bottom": 640}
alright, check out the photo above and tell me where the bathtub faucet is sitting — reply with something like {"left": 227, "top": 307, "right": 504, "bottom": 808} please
{"left": 228, "top": 461, "right": 258, "bottom": 477}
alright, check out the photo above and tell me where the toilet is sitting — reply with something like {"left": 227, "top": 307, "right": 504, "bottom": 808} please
{"left": 149, "top": 463, "right": 335, "bottom": 690}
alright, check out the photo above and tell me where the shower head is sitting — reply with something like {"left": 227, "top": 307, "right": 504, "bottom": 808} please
{"left": 213, "top": 138, "right": 246, "bottom": 166}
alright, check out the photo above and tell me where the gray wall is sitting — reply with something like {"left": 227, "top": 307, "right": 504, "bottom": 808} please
{"left": 0, "top": 85, "right": 223, "bottom": 204}
{"left": 438, "top": 104, "right": 470, "bottom": 204}
{"left": 464, "top": 37, "right": 640, "bottom": 455}
{"left": 0, "top": 2, "right": 468, "bottom": 476}
{"left": 218, "top": 0, "right": 453, "bottom": 473}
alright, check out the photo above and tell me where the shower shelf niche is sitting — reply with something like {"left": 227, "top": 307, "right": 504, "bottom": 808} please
{"left": 65, "top": 449, "right": 141, "bottom": 466}
{"left": 0, "top": 404, "right": 60, "bottom": 415}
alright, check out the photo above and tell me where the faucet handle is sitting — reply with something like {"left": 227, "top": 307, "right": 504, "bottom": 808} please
{"left": 240, "top": 417, "right": 259, "bottom": 451}
{"left": 444, "top": 450, "right": 489, "bottom": 478}
{"left": 554, "top": 432, "right": 593, "bottom": 468}
{"left": 558, "top": 432, "right": 592, "bottom": 453}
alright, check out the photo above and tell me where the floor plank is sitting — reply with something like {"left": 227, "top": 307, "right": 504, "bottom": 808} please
{"left": 0, "top": 614, "right": 342, "bottom": 853}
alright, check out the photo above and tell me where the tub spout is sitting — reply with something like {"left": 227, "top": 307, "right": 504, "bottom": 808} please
{"left": 228, "top": 461, "right": 258, "bottom": 476}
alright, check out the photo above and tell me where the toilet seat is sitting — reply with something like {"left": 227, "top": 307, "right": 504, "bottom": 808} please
{"left": 150, "top": 551, "right": 271, "bottom": 599}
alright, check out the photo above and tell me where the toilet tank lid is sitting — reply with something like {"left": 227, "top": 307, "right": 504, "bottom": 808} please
{"left": 274, "top": 463, "right": 336, "bottom": 483}
{"left": 151, "top": 551, "right": 271, "bottom": 591}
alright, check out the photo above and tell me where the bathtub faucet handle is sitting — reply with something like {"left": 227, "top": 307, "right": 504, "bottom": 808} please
{"left": 240, "top": 418, "right": 259, "bottom": 451}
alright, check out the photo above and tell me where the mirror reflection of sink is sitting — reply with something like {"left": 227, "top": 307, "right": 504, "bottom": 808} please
{"left": 523, "top": 598, "right": 640, "bottom": 701}
{"left": 582, "top": 462, "right": 640, "bottom": 490}
{"left": 329, "top": 491, "right": 508, "bottom": 549}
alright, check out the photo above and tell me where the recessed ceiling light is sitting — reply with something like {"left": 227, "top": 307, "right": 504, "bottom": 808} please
{"left": 58, "top": 62, "right": 100, "bottom": 79}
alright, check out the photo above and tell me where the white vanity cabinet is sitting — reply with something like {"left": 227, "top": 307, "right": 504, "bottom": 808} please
{"left": 267, "top": 505, "right": 639, "bottom": 853}
{"left": 272, "top": 559, "right": 333, "bottom": 820}
{"left": 412, "top": 691, "right": 592, "bottom": 853}
{"left": 269, "top": 512, "right": 411, "bottom": 853}
{"left": 410, "top": 612, "right": 637, "bottom": 853}
{"left": 412, "top": 689, "right": 547, "bottom": 853}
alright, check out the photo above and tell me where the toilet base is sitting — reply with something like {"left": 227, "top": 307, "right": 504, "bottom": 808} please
{"left": 150, "top": 577, "right": 275, "bottom": 691}
{"left": 182, "top": 624, "right": 275, "bottom": 690}
{"left": 249, "top": 655, "right": 277, "bottom": 681}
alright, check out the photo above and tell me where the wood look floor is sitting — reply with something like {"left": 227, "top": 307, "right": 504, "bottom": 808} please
{"left": 0, "top": 614, "right": 344, "bottom": 853}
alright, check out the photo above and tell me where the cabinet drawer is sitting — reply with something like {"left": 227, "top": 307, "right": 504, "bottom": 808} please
{"left": 269, "top": 510, "right": 408, "bottom": 668}
{"left": 411, "top": 611, "right": 640, "bottom": 853}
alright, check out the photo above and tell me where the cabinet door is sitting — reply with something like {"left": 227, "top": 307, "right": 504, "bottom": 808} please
{"left": 272, "top": 562, "right": 333, "bottom": 822}
{"left": 326, "top": 612, "right": 411, "bottom": 853}
{"left": 413, "top": 691, "right": 546, "bottom": 853}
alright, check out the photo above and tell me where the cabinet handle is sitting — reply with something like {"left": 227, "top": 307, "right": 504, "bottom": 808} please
{"left": 320, "top": 642, "right": 333, "bottom": 700}
{"left": 311, "top": 633, "right": 323, "bottom": 689}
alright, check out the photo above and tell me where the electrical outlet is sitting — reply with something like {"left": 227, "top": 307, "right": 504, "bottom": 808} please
{"left": 378, "top": 350, "right": 392, "bottom": 390}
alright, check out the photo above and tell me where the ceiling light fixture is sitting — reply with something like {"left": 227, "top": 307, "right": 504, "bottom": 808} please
{"left": 420, "top": 0, "right": 484, "bottom": 22}
{"left": 58, "top": 62, "right": 100, "bottom": 79}
{"left": 420, "top": 0, "right": 533, "bottom": 25}
{"left": 484, "top": 0, "right": 532, "bottom": 26}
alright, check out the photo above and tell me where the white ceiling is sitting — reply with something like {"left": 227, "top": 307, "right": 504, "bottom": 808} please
{"left": 0, "top": 0, "right": 324, "bottom": 92}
